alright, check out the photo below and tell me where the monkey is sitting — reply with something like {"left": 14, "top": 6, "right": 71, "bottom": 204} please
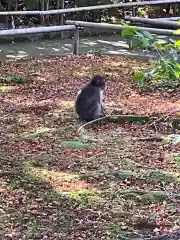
{"left": 75, "top": 75, "right": 106, "bottom": 122}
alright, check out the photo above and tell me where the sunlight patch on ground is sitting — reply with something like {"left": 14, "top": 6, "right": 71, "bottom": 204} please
{"left": 64, "top": 43, "right": 72, "bottom": 47}
{"left": 6, "top": 54, "right": 27, "bottom": 59}
{"left": 0, "top": 85, "right": 14, "bottom": 92}
{"left": 36, "top": 47, "right": 45, "bottom": 50}
{"left": 81, "top": 39, "right": 98, "bottom": 46}
{"left": 103, "top": 59, "right": 130, "bottom": 68}
{"left": 17, "top": 113, "right": 33, "bottom": 125}
{"left": 6, "top": 50, "right": 29, "bottom": 59}
{"left": 56, "top": 100, "right": 74, "bottom": 108}
{"left": 26, "top": 164, "right": 91, "bottom": 192}
{"left": 97, "top": 39, "right": 128, "bottom": 48}
{"left": 106, "top": 101, "right": 123, "bottom": 107}
{"left": 22, "top": 127, "right": 55, "bottom": 139}
{"left": 6, "top": 97, "right": 59, "bottom": 108}
{"left": 72, "top": 66, "right": 91, "bottom": 77}
{"left": 5, "top": 96, "right": 34, "bottom": 105}
{"left": 132, "top": 65, "right": 148, "bottom": 71}
{"left": 52, "top": 48, "right": 61, "bottom": 52}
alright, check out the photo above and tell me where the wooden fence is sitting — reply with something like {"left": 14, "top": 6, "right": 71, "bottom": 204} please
{"left": 0, "top": 1, "right": 179, "bottom": 16}
{"left": 0, "top": 1, "right": 179, "bottom": 53}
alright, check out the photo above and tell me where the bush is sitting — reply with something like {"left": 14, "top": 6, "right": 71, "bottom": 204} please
{"left": 121, "top": 21, "right": 180, "bottom": 90}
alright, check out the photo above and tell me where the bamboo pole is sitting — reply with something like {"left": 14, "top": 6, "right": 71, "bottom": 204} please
{"left": 125, "top": 16, "right": 179, "bottom": 29}
{"left": 0, "top": 0, "right": 180, "bottom": 16}
{"left": 153, "top": 16, "right": 180, "bottom": 21}
{"left": 66, "top": 20, "right": 179, "bottom": 36}
{"left": 0, "top": 25, "right": 76, "bottom": 36}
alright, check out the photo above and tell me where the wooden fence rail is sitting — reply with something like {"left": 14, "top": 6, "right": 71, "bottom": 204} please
{"left": 66, "top": 20, "right": 178, "bottom": 35}
{"left": 66, "top": 20, "right": 179, "bottom": 51}
{"left": 0, "top": 0, "right": 179, "bottom": 16}
{"left": 0, "top": 19, "right": 178, "bottom": 55}
{"left": 125, "top": 16, "right": 179, "bottom": 29}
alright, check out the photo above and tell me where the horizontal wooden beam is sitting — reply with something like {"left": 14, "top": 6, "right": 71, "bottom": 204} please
{"left": 0, "top": 25, "right": 76, "bottom": 36}
{"left": 0, "top": 0, "right": 179, "bottom": 16}
{"left": 125, "top": 16, "right": 179, "bottom": 29}
{"left": 66, "top": 20, "right": 178, "bottom": 36}
{"left": 153, "top": 16, "right": 180, "bottom": 21}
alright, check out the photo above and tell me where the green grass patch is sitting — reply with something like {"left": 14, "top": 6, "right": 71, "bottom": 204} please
{"left": 70, "top": 189, "right": 105, "bottom": 206}
{"left": 116, "top": 171, "right": 134, "bottom": 180}
{"left": 6, "top": 75, "right": 26, "bottom": 84}
{"left": 60, "top": 140, "right": 93, "bottom": 149}
{"left": 140, "top": 191, "right": 167, "bottom": 204}
{"left": 175, "top": 154, "right": 180, "bottom": 170}
{"left": 147, "top": 170, "right": 178, "bottom": 183}
{"left": 8, "top": 174, "right": 46, "bottom": 190}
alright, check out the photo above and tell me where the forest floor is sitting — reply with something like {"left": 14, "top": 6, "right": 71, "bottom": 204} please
{"left": 0, "top": 55, "right": 179, "bottom": 240}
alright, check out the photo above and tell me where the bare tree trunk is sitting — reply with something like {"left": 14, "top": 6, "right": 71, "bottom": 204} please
{"left": 46, "top": 0, "right": 50, "bottom": 25}
{"left": 56, "top": 0, "right": 61, "bottom": 23}
{"left": 12, "top": 0, "right": 18, "bottom": 26}
{"left": 8, "top": 0, "right": 18, "bottom": 43}
{"left": 0, "top": 2, "right": 7, "bottom": 26}
{"left": 60, "top": 0, "right": 65, "bottom": 38}
{"left": 41, "top": 0, "right": 45, "bottom": 25}
{"left": 7, "top": 0, "right": 12, "bottom": 25}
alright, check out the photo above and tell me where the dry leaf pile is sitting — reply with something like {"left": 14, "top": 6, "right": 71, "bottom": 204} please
{"left": 0, "top": 55, "right": 179, "bottom": 240}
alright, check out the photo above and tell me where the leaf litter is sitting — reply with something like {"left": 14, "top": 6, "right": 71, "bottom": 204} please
{"left": 0, "top": 55, "right": 179, "bottom": 240}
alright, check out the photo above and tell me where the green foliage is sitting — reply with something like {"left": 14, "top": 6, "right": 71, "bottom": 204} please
{"left": 121, "top": 24, "right": 153, "bottom": 50}
{"left": 6, "top": 75, "right": 26, "bottom": 84}
{"left": 175, "top": 154, "right": 180, "bottom": 170}
{"left": 87, "top": 47, "right": 102, "bottom": 56}
{"left": 134, "top": 71, "right": 150, "bottom": 89}
{"left": 121, "top": 24, "right": 180, "bottom": 89}
{"left": 116, "top": 171, "right": 134, "bottom": 180}
{"left": 134, "top": 56, "right": 180, "bottom": 89}
{"left": 9, "top": 175, "right": 45, "bottom": 190}
{"left": 24, "top": 0, "right": 37, "bottom": 10}
{"left": 60, "top": 140, "right": 92, "bottom": 148}
{"left": 147, "top": 170, "right": 177, "bottom": 183}
{"left": 70, "top": 190, "right": 104, "bottom": 206}
{"left": 137, "top": 8, "right": 146, "bottom": 17}
{"left": 141, "top": 191, "right": 167, "bottom": 203}
{"left": 174, "top": 29, "right": 180, "bottom": 35}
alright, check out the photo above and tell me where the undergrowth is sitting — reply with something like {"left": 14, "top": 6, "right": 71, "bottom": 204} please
{"left": 121, "top": 21, "right": 180, "bottom": 90}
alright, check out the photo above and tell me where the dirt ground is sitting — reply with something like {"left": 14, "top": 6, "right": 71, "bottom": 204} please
{"left": 0, "top": 55, "right": 179, "bottom": 240}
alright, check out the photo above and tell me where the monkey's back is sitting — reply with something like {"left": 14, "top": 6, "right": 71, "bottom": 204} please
{"left": 75, "top": 85, "right": 101, "bottom": 121}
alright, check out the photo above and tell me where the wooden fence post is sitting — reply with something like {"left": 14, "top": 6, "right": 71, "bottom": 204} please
{"left": 127, "top": 39, "right": 133, "bottom": 50}
{"left": 73, "top": 27, "right": 80, "bottom": 55}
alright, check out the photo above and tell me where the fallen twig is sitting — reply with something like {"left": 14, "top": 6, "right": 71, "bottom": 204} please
{"left": 78, "top": 114, "right": 150, "bottom": 132}
{"left": 78, "top": 115, "right": 110, "bottom": 133}
{"left": 148, "top": 114, "right": 169, "bottom": 131}
{"left": 78, "top": 114, "right": 180, "bottom": 133}
{"left": 160, "top": 181, "right": 180, "bottom": 202}
{"left": 135, "top": 136, "right": 163, "bottom": 142}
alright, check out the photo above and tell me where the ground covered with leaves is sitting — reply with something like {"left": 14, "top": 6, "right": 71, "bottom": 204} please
{"left": 0, "top": 55, "right": 179, "bottom": 240}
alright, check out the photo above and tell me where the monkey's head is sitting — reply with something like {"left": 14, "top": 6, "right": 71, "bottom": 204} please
{"left": 90, "top": 75, "right": 106, "bottom": 90}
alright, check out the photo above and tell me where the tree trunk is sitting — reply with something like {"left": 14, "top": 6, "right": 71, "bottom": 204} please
{"left": 41, "top": 0, "right": 45, "bottom": 25}
{"left": 46, "top": 0, "right": 50, "bottom": 25}
{"left": 56, "top": 0, "right": 61, "bottom": 22}
{"left": 60, "top": 0, "right": 65, "bottom": 38}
